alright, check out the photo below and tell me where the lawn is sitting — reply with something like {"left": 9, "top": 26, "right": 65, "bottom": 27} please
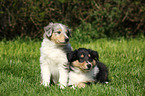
{"left": 0, "top": 38, "right": 144, "bottom": 96}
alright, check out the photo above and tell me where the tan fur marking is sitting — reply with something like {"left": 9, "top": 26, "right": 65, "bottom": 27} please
{"left": 72, "top": 60, "right": 87, "bottom": 70}
{"left": 50, "top": 32, "right": 66, "bottom": 44}
{"left": 80, "top": 54, "right": 84, "bottom": 58}
{"left": 92, "top": 60, "right": 97, "bottom": 66}
{"left": 58, "top": 29, "right": 62, "bottom": 32}
{"left": 72, "top": 60, "right": 97, "bottom": 71}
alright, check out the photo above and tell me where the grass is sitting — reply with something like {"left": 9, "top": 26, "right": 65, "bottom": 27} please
{"left": 0, "top": 37, "right": 145, "bottom": 96}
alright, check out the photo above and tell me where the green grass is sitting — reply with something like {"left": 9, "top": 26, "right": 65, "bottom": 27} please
{"left": 0, "top": 38, "right": 145, "bottom": 96}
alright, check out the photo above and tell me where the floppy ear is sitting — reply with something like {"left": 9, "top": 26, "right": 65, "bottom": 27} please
{"left": 88, "top": 49, "right": 99, "bottom": 61}
{"left": 67, "top": 50, "right": 77, "bottom": 62}
{"left": 44, "top": 22, "right": 54, "bottom": 38}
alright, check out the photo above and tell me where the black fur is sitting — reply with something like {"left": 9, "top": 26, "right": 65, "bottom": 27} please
{"left": 95, "top": 61, "right": 109, "bottom": 83}
{"left": 67, "top": 48, "right": 99, "bottom": 62}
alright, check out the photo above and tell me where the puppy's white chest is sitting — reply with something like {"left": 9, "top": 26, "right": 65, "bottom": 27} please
{"left": 68, "top": 67, "right": 99, "bottom": 85}
{"left": 69, "top": 73, "right": 93, "bottom": 84}
{"left": 40, "top": 39, "right": 67, "bottom": 64}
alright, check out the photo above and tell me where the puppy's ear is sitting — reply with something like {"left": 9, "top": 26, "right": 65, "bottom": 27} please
{"left": 67, "top": 50, "right": 77, "bottom": 62}
{"left": 88, "top": 49, "right": 99, "bottom": 61}
{"left": 44, "top": 22, "right": 54, "bottom": 38}
{"left": 67, "top": 28, "right": 71, "bottom": 37}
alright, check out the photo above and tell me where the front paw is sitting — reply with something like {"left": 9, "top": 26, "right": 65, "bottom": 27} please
{"left": 58, "top": 83, "right": 66, "bottom": 89}
{"left": 69, "top": 85, "right": 76, "bottom": 89}
{"left": 69, "top": 83, "right": 86, "bottom": 88}
{"left": 60, "top": 84, "right": 65, "bottom": 89}
{"left": 41, "top": 81, "right": 50, "bottom": 87}
{"left": 77, "top": 82, "right": 86, "bottom": 88}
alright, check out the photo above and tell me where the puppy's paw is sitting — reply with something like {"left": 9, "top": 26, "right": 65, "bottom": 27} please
{"left": 40, "top": 81, "right": 50, "bottom": 87}
{"left": 58, "top": 83, "right": 66, "bottom": 89}
{"left": 68, "top": 85, "right": 76, "bottom": 89}
{"left": 60, "top": 85, "right": 65, "bottom": 89}
{"left": 77, "top": 82, "right": 86, "bottom": 88}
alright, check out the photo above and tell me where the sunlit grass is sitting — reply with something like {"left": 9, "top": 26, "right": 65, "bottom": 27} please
{"left": 0, "top": 37, "right": 144, "bottom": 96}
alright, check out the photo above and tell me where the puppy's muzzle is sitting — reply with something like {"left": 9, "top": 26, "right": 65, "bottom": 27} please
{"left": 87, "top": 64, "right": 92, "bottom": 69}
{"left": 86, "top": 61, "right": 92, "bottom": 70}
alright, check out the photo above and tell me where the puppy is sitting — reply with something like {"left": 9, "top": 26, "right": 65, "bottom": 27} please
{"left": 40, "top": 23, "right": 72, "bottom": 88}
{"left": 67, "top": 48, "right": 109, "bottom": 88}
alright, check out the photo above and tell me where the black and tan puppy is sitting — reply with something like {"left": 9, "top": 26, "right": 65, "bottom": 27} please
{"left": 67, "top": 48, "right": 109, "bottom": 88}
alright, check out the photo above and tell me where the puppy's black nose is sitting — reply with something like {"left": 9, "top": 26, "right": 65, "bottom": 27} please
{"left": 65, "top": 38, "right": 69, "bottom": 42}
{"left": 87, "top": 64, "right": 91, "bottom": 69}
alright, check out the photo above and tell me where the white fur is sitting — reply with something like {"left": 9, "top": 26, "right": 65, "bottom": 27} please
{"left": 68, "top": 66, "right": 99, "bottom": 87}
{"left": 40, "top": 38, "right": 69, "bottom": 87}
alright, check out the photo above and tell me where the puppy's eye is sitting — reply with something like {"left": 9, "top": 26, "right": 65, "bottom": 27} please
{"left": 57, "top": 31, "right": 61, "bottom": 34}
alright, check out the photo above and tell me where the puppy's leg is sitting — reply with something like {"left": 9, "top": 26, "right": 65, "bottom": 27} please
{"left": 40, "top": 63, "right": 51, "bottom": 86}
{"left": 58, "top": 66, "right": 68, "bottom": 88}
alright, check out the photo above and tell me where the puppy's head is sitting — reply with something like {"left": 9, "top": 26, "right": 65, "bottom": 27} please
{"left": 67, "top": 48, "right": 99, "bottom": 72}
{"left": 44, "top": 22, "right": 71, "bottom": 45}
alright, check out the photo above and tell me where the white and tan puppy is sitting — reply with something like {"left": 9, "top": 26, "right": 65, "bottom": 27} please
{"left": 40, "top": 23, "right": 72, "bottom": 88}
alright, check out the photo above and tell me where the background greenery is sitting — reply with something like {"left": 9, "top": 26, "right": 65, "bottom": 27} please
{"left": 0, "top": 1, "right": 145, "bottom": 96}
{"left": 0, "top": 0, "right": 145, "bottom": 40}
{"left": 0, "top": 38, "right": 145, "bottom": 96}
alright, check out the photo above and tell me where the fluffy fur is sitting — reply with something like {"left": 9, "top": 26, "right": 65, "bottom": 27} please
{"left": 40, "top": 23, "right": 72, "bottom": 88}
{"left": 67, "top": 48, "right": 109, "bottom": 88}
